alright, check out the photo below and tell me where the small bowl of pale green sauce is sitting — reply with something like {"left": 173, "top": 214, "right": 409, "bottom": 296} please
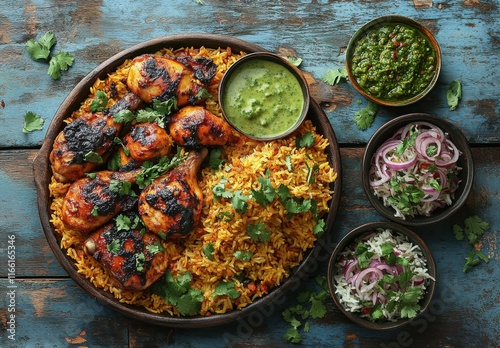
{"left": 346, "top": 15, "right": 441, "bottom": 107}
{"left": 219, "top": 52, "right": 310, "bottom": 140}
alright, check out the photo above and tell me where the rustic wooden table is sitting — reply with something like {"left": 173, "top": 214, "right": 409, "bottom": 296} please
{"left": 1, "top": 0, "right": 499, "bottom": 347}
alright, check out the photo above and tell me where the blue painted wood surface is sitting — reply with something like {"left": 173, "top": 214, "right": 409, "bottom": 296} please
{"left": 0, "top": 0, "right": 499, "bottom": 347}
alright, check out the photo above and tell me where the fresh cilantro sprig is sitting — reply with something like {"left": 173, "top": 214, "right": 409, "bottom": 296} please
{"left": 89, "top": 90, "right": 109, "bottom": 112}
{"left": 354, "top": 101, "right": 378, "bottom": 130}
{"left": 152, "top": 271, "right": 204, "bottom": 316}
{"left": 211, "top": 281, "right": 240, "bottom": 300}
{"left": 136, "top": 148, "right": 186, "bottom": 189}
{"left": 282, "top": 276, "right": 330, "bottom": 344}
{"left": 247, "top": 222, "right": 271, "bottom": 242}
{"left": 25, "top": 31, "right": 74, "bottom": 79}
{"left": 23, "top": 111, "right": 45, "bottom": 133}
{"left": 446, "top": 80, "right": 462, "bottom": 111}
{"left": 322, "top": 68, "right": 348, "bottom": 86}
{"left": 452, "top": 215, "right": 490, "bottom": 272}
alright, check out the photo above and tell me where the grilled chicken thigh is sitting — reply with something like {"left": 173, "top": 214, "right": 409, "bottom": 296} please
{"left": 123, "top": 122, "right": 173, "bottom": 162}
{"left": 169, "top": 106, "right": 237, "bottom": 147}
{"left": 62, "top": 169, "right": 140, "bottom": 234}
{"left": 126, "top": 54, "right": 216, "bottom": 107}
{"left": 83, "top": 217, "right": 168, "bottom": 290}
{"left": 50, "top": 93, "right": 142, "bottom": 182}
{"left": 138, "top": 148, "right": 208, "bottom": 238}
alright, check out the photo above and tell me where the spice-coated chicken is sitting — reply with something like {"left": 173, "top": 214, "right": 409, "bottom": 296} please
{"left": 123, "top": 122, "right": 173, "bottom": 163}
{"left": 138, "top": 148, "right": 208, "bottom": 238}
{"left": 169, "top": 106, "right": 238, "bottom": 147}
{"left": 83, "top": 216, "right": 168, "bottom": 290}
{"left": 50, "top": 93, "right": 143, "bottom": 182}
{"left": 61, "top": 169, "right": 140, "bottom": 234}
{"left": 126, "top": 54, "right": 216, "bottom": 107}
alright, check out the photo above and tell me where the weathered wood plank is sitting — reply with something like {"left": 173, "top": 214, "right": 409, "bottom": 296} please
{"left": 0, "top": 0, "right": 498, "bottom": 148}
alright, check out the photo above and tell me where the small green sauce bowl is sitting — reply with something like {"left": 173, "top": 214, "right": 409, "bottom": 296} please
{"left": 219, "top": 52, "right": 310, "bottom": 141}
{"left": 346, "top": 15, "right": 442, "bottom": 107}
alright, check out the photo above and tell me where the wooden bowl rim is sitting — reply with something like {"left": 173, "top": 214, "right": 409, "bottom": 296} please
{"left": 33, "top": 33, "right": 343, "bottom": 328}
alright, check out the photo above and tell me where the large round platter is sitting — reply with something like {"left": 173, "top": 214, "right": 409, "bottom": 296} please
{"left": 33, "top": 34, "right": 342, "bottom": 327}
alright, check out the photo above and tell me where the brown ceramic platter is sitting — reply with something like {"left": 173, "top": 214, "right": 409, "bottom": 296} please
{"left": 33, "top": 34, "right": 342, "bottom": 327}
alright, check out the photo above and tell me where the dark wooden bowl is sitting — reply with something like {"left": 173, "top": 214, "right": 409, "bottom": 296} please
{"left": 33, "top": 34, "right": 342, "bottom": 328}
{"left": 327, "top": 221, "right": 437, "bottom": 330}
{"left": 362, "top": 113, "right": 474, "bottom": 226}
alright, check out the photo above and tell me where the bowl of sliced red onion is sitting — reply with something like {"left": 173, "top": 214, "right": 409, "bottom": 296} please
{"left": 327, "top": 221, "right": 437, "bottom": 330}
{"left": 362, "top": 113, "right": 474, "bottom": 226}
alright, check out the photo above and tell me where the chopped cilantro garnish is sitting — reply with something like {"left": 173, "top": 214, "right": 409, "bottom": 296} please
{"left": 109, "top": 180, "right": 135, "bottom": 197}
{"left": 208, "top": 148, "right": 225, "bottom": 170}
{"left": 136, "top": 149, "right": 185, "bottom": 189}
{"left": 135, "top": 252, "right": 145, "bottom": 272}
{"left": 152, "top": 271, "right": 204, "bottom": 316}
{"left": 251, "top": 177, "right": 276, "bottom": 206}
{"left": 203, "top": 243, "right": 215, "bottom": 260}
{"left": 107, "top": 239, "right": 120, "bottom": 254}
{"left": 212, "top": 177, "right": 233, "bottom": 201}
{"left": 91, "top": 205, "right": 99, "bottom": 217}
{"left": 89, "top": 91, "right": 109, "bottom": 112}
{"left": 355, "top": 242, "right": 374, "bottom": 269}
{"left": 211, "top": 281, "right": 240, "bottom": 299}
{"left": 23, "top": 111, "right": 45, "bottom": 133}
{"left": 247, "top": 222, "right": 271, "bottom": 243}
{"left": 113, "top": 109, "right": 136, "bottom": 124}
{"left": 83, "top": 151, "right": 103, "bottom": 164}
{"left": 296, "top": 132, "right": 315, "bottom": 148}
{"left": 231, "top": 190, "right": 249, "bottom": 214}
{"left": 234, "top": 251, "right": 253, "bottom": 261}
{"left": 146, "top": 242, "right": 165, "bottom": 255}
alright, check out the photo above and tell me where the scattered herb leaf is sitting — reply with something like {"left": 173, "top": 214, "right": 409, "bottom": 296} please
{"left": 23, "top": 111, "right": 45, "bottom": 133}
{"left": 446, "top": 80, "right": 462, "bottom": 111}
{"left": 354, "top": 101, "right": 378, "bottom": 130}
{"left": 322, "top": 68, "right": 348, "bottom": 86}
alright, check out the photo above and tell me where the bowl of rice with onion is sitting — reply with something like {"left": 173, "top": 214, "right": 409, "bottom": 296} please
{"left": 33, "top": 34, "right": 342, "bottom": 327}
{"left": 327, "top": 221, "right": 436, "bottom": 330}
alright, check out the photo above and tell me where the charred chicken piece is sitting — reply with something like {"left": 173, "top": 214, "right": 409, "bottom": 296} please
{"left": 83, "top": 217, "right": 168, "bottom": 290}
{"left": 50, "top": 93, "right": 143, "bottom": 182}
{"left": 138, "top": 148, "right": 208, "bottom": 238}
{"left": 123, "top": 122, "right": 173, "bottom": 162}
{"left": 126, "top": 54, "right": 216, "bottom": 107}
{"left": 61, "top": 170, "right": 140, "bottom": 234}
{"left": 169, "top": 106, "right": 237, "bottom": 147}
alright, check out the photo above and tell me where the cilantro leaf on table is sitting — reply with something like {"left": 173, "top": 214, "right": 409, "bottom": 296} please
{"left": 452, "top": 215, "right": 490, "bottom": 272}
{"left": 286, "top": 56, "right": 303, "bottom": 67}
{"left": 23, "top": 111, "right": 45, "bottom": 133}
{"left": 48, "top": 51, "right": 74, "bottom": 80}
{"left": 282, "top": 276, "right": 329, "bottom": 344}
{"left": 446, "top": 80, "right": 462, "bottom": 111}
{"left": 322, "top": 68, "right": 348, "bottom": 86}
{"left": 25, "top": 31, "right": 56, "bottom": 61}
{"left": 353, "top": 101, "right": 378, "bottom": 130}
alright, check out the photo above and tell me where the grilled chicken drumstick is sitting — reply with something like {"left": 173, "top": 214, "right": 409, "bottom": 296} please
{"left": 138, "top": 148, "right": 208, "bottom": 239}
{"left": 126, "top": 54, "right": 216, "bottom": 107}
{"left": 84, "top": 217, "right": 168, "bottom": 290}
{"left": 50, "top": 93, "right": 143, "bottom": 182}
{"left": 61, "top": 169, "right": 140, "bottom": 234}
{"left": 169, "top": 106, "right": 237, "bottom": 147}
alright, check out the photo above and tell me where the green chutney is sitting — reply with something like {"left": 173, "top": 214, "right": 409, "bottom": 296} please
{"left": 221, "top": 58, "right": 305, "bottom": 138}
{"left": 351, "top": 23, "right": 437, "bottom": 100}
